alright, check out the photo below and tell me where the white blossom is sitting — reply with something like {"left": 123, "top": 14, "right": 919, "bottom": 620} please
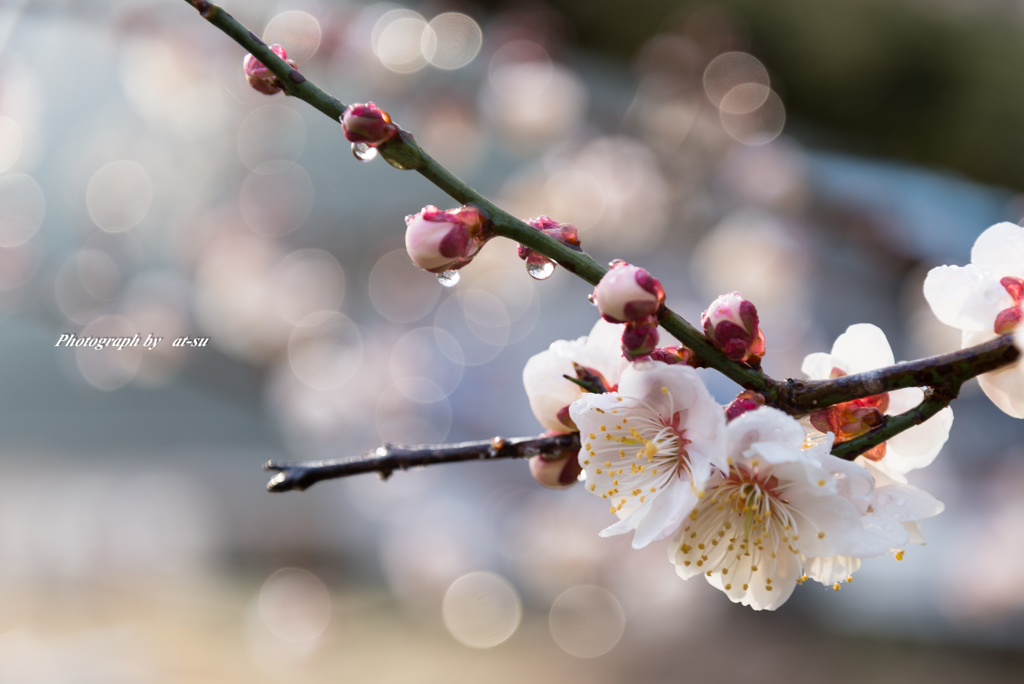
{"left": 522, "top": 319, "right": 626, "bottom": 432}
{"left": 669, "top": 407, "right": 924, "bottom": 610}
{"left": 802, "top": 324, "right": 953, "bottom": 480}
{"left": 923, "top": 222, "right": 1024, "bottom": 417}
{"left": 570, "top": 361, "right": 727, "bottom": 549}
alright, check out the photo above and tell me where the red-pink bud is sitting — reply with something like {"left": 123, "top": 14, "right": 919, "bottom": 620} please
{"left": 516, "top": 216, "right": 582, "bottom": 281}
{"left": 724, "top": 390, "right": 766, "bottom": 421}
{"left": 242, "top": 45, "right": 295, "bottom": 95}
{"left": 649, "top": 345, "right": 700, "bottom": 367}
{"left": 621, "top": 316, "right": 660, "bottom": 361}
{"left": 341, "top": 102, "right": 398, "bottom": 147}
{"left": 1002, "top": 276, "right": 1024, "bottom": 304}
{"left": 593, "top": 261, "right": 665, "bottom": 324}
{"left": 404, "top": 205, "right": 489, "bottom": 273}
{"left": 701, "top": 292, "right": 766, "bottom": 364}
{"left": 528, "top": 450, "right": 583, "bottom": 489}
{"left": 995, "top": 304, "right": 1022, "bottom": 335}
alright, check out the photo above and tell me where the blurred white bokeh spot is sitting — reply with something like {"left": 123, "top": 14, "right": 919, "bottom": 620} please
{"left": 369, "top": 249, "right": 441, "bottom": 323}
{"left": 443, "top": 571, "right": 522, "bottom": 648}
{"left": 0, "top": 116, "right": 22, "bottom": 172}
{"left": 0, "top": 173, "right": 44, "bottom": 247}
{"left": 549, "top": 585, "right": 625, "bottom": 658}
{"left": 271, "top": 248, "right": 345, "bottom": 326}
{"left": 703, "top": 51, "right": 770, "bottom": 107}
{"left": 86, "top": 161, "right": 151, "bottom": 233}
{"left": 75, "top": 314, "right": 142, "bottom": 391}
{"left": 391, "top": 326, "right": 464, "bottom": 398}
{"left": 288, "top": 311, "right": 362, "bottom": 391}
{"left": 423, "top": 13, "right": 483, "bottom": 70}
{"left": 259, "top": 567, "right": 332, "bottom": 643}
{"left": 240, "top": 162, "right": 313, "bottom": 237}
{"left": 373, "top": 10, "right": 431, "bottom": 73}
{"left": 263, "top": 11, "right": 322, "bottom": 64}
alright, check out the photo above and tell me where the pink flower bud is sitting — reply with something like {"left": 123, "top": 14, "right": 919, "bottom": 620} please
{"left": 649, "top": 345, "right": 700, "bottom": 367}
{"left": 517, "top": 216, "right": 582, "bottom": 279}
{"left": 995, "top": 277, "right": 1024, "bottom": 335}
{"left": 528, "top": 451, "right": 582, "bottom": 489}
{"left": 701, "top": 292, "right": 766, "bottom": 364}
{"left": 593, "top": 261, "right": 665, "bottom": 324}
{"left": 724, "top": 390, "right": 766, "bottom": 421}
{"left": 621, "top": 317, "right": 660, "bottom": 361}
{"left": 404, "top": 205, "right": 489, "bottom": 273}
{"left": 242, "top": 44, "right": 295, "bottom": 95}
{"left": 341, "top": 102, "right": 398, "bottom": 147}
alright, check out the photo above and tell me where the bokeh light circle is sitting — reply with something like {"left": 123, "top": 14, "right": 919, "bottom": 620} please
{"left": 240, "top": 162, "right": 313, "bottom": 237}
{"left": 703, "top": 52, "right": 769, "bottom": 107}
{"left": 262, "top": 11, "right": 322, "bottom": 64}
{"left": 0, "top": 173, "right": 44, "bottom": 247}
{"left": 288, "top": 311, "right": 362, "bottom": 391}
{"left": 259, "top": 567, "right": 332, "bottom": 643}
{"left": 75, "top": 314, "right": 143, "bottom": 391}
{"left": 0, "top": 116, "right": 23, "bottom": 172}
{"left": 549, "top": 585, "right": 625, "bottom": 658}
{"left": 86, "top": 160, "right": 152, "bottom": 233}
{"left": 443, "top": 571, "right": 522, "bottom": 648}
{"left": 369, "top": 249, "right": 442, "bottom": 323}
{"left": 423, "top": 13, "right": 483, "bottom": 70}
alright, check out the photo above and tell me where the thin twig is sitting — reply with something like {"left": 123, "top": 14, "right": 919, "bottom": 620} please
{"left": 264, "top": 433, "right": 581, "bottom": 492}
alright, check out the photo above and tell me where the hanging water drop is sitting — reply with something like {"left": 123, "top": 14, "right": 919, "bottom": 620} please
{"left": 526, "top": 259, "right": 555, "bottom": 280}
{"left": 437, "top": 270, "right": 460, "bottom": 287}
{"left": 587, "top": 293, "right": 597, "bottom": 305}
{"left": 352, "top": 142, "right": 378, "bottom": 162}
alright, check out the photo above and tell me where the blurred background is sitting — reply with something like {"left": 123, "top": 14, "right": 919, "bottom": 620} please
{"left": 1, "top": 0, "right": 1024, "bottom": 680}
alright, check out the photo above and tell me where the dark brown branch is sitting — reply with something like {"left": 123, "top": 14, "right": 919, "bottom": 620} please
{"left": 774, "top": 334, "right": 1018, "bottom": 416}
{"left": 264, "top": 433, "right": 581, "bottom": 492}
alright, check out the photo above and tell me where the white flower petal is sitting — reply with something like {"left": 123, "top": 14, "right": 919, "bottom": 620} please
{"left": 802, "top": 352, "right": 842, "bottom": 380}
{"left": 727, "top": 407, "right": 807, "bottom": 457}
{"left": 831, "top": 324, "right": 894, "bottom": 374}
{"left": 838, "top": 513, "right": 911, "bottom": 558}
{"left": 886, "top": 387, "right": 923, "bottom": 415}
{"left": 903, "top": 521, "right": 927, "bottom": 546}
{"left": 582, "top": 318, "right": 627, "bottom": 383}
{"left": 802, "top": 555, "right": 862, "bottom": 586}
{"left": 977, "top": 364, "right": 1024, "bottom": 419}
{"left": 523, "top": 346, "right": 584, "bottom": 431}
{"left": 970, "top": 221, "right": 1024, "bottom": 278}
{"left": 884, "top": 406, "right": 953, "bottom": 474}
{"left": 923, "top": 264, "right": 1011, "bottom": 331}
{"left": 871, "top": 483, "right": 944, "bottom": 523}
{"left": 630, "top": 478, "right": 698, "bottom": 549}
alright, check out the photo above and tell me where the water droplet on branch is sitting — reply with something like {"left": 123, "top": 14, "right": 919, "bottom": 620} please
{"left": 526, "top": 259, "right": 555, "bottom": 280}
{"left": 352, "top": 142, "right": 378, "bottom": 162}
{"left": 437, "top": 270, "right": 460, "bottom": 287}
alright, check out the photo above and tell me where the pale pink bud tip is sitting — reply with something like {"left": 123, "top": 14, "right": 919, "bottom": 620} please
{"left": 593, "top": 261, "right": 665, "bottom": 324}
{"left": 404, "top": 204, "right": 490, "bottom": 273}
{"left": 342, "top": 102, "right": 398, "bottom": 146}
{"left": 724, "top": 390, "right": 766, "bottom": 421}
{"left": 243, "top": 45, "right": 295, "bottom": 95}
{"left": 701, "top": 292, "right": 766, "bottom": 364}
{"left": 528, "top": 451, "right": 582, "bottom": 489}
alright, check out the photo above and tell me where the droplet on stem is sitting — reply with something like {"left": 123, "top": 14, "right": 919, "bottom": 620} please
{"left": 437, "top": 270, "right": 460, "bottom": 287}
{"left": 526, "top": 259, "right": 555, "bottom": 280}
{"left": 587, "top": 293, "right": 597, "bottom": 305}
{"left": 352, "top": 142, "right": 378, "bottom": 162}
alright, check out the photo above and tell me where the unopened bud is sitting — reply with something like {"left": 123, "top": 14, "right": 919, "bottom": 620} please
{"left": 621, "top": 317, "right": 660, "bottom": 361}
{"left": 517, "top": 216, "right": 582, "bottom": 279}
{"left": 724, "top": 390, "right": 766, "bottom": 421}
{"left": 341, "top": 102, "right": 398, "bottom": 147}
{"left": 528, "top": 450, "right": 582, "bottom": 490}
{"left": 995, "top": 276, "right": 1024, "bottom": 335}
{"left": 404, "top": 205, "right": 489, "bottom": 273}
{"left": 701, "top": 292, "right": 766, "bottom": 364}
{"left": 649, "top": 345, "right": 700, "bottom": 367}
{"left": 593, "top": 261, "right": 665, "bottom": 324}
{"left": 242, "top": 44, "right": 295, "bottom": 95}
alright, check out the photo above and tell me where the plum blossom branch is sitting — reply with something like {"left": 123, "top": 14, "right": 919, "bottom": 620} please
{"left": 184, "top": 0, "right": 1021, "bottom": 473}
{"left": 264, "top": 433, "right": 581, "bottom": 492}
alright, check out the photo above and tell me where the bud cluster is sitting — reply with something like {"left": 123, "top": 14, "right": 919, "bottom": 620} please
{"left": 404, "top": 205, "right": 490, "bottom": 274}
{"left": 649, "top": 345, "right": 699, "bottom": 367}
{"left": 701, "top": 292, "right": 765, "bottom": 365}
{"left": 242, "top": 45, "right": 295, "bottom": 95}
{"left": 592, "top": 260, "right": 666, "bottom": 361}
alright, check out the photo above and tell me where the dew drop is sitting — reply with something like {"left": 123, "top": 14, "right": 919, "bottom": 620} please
{"left": 437, "top": 270, "right": 460, "bottom": 287}
{"left": 896, "top": 498, "right": 906, "bottom": 507}
{"left": 526, "top": 259, "right": 555, "bottom": 280}
{"left": 352, "top": 142, "right": 378, "bottom": 162}
{"left": 587, "top": 293, "right": 597, "bottom": 305}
